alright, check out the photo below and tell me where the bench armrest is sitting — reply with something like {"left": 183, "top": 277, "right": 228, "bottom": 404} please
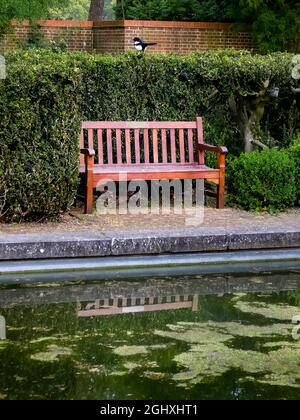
{"left": 80, "top": 148, "right": 95, "bottom": 157}
{"left": 198, "top": 144, "right": 228, "bottom": 154}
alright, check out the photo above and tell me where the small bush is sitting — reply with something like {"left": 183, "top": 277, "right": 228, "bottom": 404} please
{"left": 227, "top": 149, "right": 296, "bottom": 212}
{"left": 290, "top": 134, "right": 300, "bottom": 205}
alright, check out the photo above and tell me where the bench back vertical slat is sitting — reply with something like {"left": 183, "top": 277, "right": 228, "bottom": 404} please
{"left": 116, "top": 129, "right": 122, "bottom": 164}
{"left": 196, "top": 117, "right": 204, "bottom": 165}
{"left": 134, "top": 129, "right": 140, "bottom": 164}
{"left": 97, "top": 129, "right": 103, "bottom": 164}
{"left": 170, "top": 129, "right": 176, "bottom": 163}
{"left": 187, "top": 129, "right": 194, "bottom": 163}
{"left": 152, "top": 128, "right": 159, "bottom": 163}
{"left": 179, "top": 129, "right": 185, "bottom": 163}
{"left": 161, "top": 129, "right": 168, "bottom": 163}
{"left": 88, "top": 129, "right": 93, "bottom": 150}
{"left": 125, "top": 129, "right": 131, "bottom": 164}
{"left": 107, "top": 129, "right": 113, "bottom": 164}
{"left": 144, "top": 129, "right": 150, "bottom": 163}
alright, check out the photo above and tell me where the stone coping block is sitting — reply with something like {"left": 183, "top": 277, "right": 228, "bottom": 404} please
{"left": 0, "top": 227, "right": 300, "bottom": 261}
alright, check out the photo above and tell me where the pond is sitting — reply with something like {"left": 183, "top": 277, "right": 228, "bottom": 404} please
{"left": 0, "top": 272, "right": 300, "bottom": 400}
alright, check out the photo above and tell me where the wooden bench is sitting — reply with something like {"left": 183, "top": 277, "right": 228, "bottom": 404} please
{"left": 77, "top": 295, "right": 199, "bottom": 318}
{"left": 80, "top": 118, "right": 228, "bottom": 214}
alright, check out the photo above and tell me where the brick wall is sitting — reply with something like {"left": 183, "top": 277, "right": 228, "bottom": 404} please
{"left": 93, "top": 20, "right": 256, "bottom": 53}
{"left": 1, "top": 19, "right": 298, "bottom": 55}
{"left": 93, "top": 21, "right": 125, "bottom": 54}
{"left": 122, "top": 21, "right": 255, "bottom": 53}
{"left": 0, "top": 20, "right": 94, "bottom": 54}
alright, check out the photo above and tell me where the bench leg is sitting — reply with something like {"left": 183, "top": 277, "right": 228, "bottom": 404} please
{"left": 84, "top": 182, "right": 94, "bottom": 214}
{"left": 84, "top": 156, "right": 94, "bottom": 214}
{"left": 216, "top": 153, "right": 226, "bottom": 209}
{"left": 216, "top": 182, "right": 225, "bottom": 209}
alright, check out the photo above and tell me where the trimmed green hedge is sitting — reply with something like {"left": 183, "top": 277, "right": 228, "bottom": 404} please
{"left": 227, "top": 149, "right": 296, "bottom": 212}
{"left": 290, "top": 135, "right": 300, "bottom": 205}
{"left": 0, "top": 50, "right": 299, "bottom": 220}
{"left": 0, "top": 51, "right": 81, "bottom": 220}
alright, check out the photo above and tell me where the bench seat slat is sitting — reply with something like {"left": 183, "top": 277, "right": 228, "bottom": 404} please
{"left": 85, "top": 164, "right": 220, "bottom": 184}
{"left": 80, "top": 163, "right": 219, "bottom": 176}
{"left": 83, "top": 164, "right": 217, "bottom": 172}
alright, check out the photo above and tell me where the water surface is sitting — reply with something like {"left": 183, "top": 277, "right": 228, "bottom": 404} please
{"left": 0, "top": 273, "right": 300, "bottom": 400}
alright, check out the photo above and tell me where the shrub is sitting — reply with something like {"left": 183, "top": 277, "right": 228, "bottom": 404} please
{"left": 227, "top": 149, "right": 296, "bottom": 212}
{"left": 290, "top": 134, "right": 300, "bottom": 205}
{"left": 0, "top": 160, "right": 6, "bottom": 217}
{"left": 0, "top": 49, "right": 298, "bottom": 220}
{"left": 0, "top": 51, "right": 82, "bottom": 221}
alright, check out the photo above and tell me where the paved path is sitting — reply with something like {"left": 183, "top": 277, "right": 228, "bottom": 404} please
{"left": 1, "top": 208, "right": 300, "bottom": 235}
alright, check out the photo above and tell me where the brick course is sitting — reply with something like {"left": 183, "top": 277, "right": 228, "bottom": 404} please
{"left": 0, "top": 19, "right": 299, "bottom": 55}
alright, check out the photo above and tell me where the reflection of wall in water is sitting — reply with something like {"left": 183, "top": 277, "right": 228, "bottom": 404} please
{"left": 0, "top": 315, "right": 6, "bottom": 339}
{"left": 77, "top": 295, "right": 199, "bottom": 317}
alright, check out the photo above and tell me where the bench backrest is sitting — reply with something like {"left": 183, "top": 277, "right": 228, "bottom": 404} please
{"left": 80, "top": 117, "right": 204, "bottom": 166}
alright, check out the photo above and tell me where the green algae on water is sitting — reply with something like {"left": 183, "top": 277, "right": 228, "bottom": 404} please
{"left": 111, "top": 371, "right": 127, "bottom": 377}
{"left": 113, "top": 344, "right": 168, "bottom": 357}
{"left": 31, "top": 345, "right": 73, "bottom": 362}
{"left": 113, "top": 345, "right": 149, "bottom": 356}
{"left": 155, "top": 321, "right": 291, "bottom": 344}
{"left": 234, "top": 300, "right": 300, "bottom": 321}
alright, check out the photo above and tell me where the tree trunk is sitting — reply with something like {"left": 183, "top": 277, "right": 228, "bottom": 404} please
{"left": 228, "top": 80, "right": 270, "bottom": 152}
{"left": 89, "top": 0, "right": 105, "bottom": 21}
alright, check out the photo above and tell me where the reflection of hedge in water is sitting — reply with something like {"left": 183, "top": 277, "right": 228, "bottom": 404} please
{"left": 0, "top": 50, "right": 299, "bottom": 220}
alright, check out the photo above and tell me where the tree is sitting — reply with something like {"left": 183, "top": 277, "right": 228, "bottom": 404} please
{"left": 47, "top": 1, "right": 116, "bottom": 20}
{"left": 0, "top": 0, "right": 68, "bottom": 36}
{"left": 88, "top": 0, "right": 105, "bottom": 20}
{"left": 48, "top": 0, "right": 90, "bottom": 20}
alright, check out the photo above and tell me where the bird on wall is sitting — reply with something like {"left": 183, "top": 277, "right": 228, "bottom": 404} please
{"left": 133, "top": 37, "right": 157, "bottom": 52}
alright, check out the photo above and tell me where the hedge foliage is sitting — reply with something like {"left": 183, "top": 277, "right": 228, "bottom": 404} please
{"left": 227, "top": 149, "right": 296, "bottom": 212}
{"left": 0, "top": 49, "right": 299, "bottom": 220}
{"left": 290, "top": 135, "right": 300, "bottom": 205}
{"left": 0, "top": 51, "right": 81, "bottom": 220}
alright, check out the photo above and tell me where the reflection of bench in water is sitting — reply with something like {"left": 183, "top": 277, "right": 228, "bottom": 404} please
{"left": 77, "top": 295, "right": 199, "bottom": 318}
{"left": 0, "top": 315, "right": 6, "bottom": 340}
